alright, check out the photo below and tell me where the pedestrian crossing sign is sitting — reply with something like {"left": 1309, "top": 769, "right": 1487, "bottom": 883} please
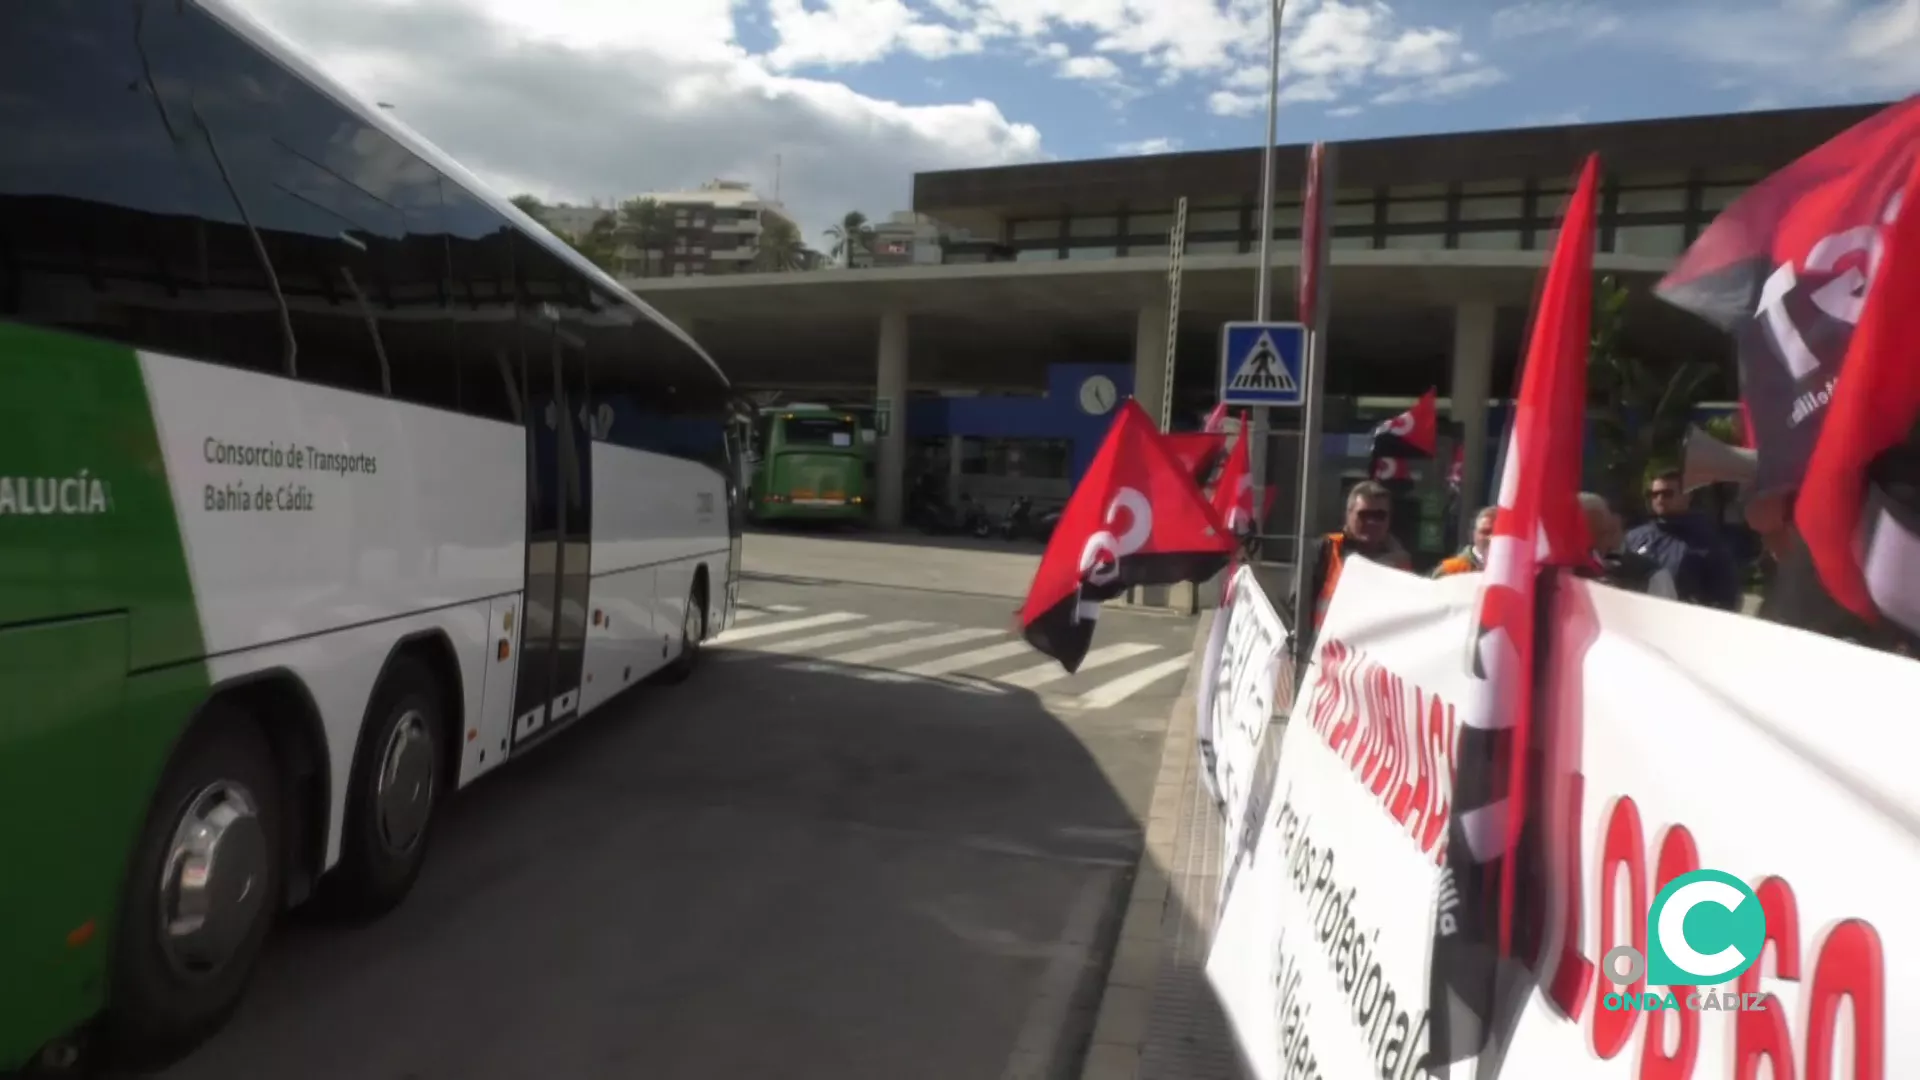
{"left": 1218, "top": 321, "right": 1307, "bottom": 407}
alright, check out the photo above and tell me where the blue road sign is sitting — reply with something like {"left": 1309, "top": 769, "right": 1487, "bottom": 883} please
{"left": 1219, "top": 321, "right": 1307, "bottom": 407}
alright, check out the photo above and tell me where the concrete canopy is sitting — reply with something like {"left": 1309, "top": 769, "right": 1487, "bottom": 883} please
{"left": 626, "top": 249, "right": 1713, "bottom": 393}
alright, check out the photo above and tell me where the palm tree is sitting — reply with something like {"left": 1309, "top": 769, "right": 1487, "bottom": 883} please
{"left": 823, "top": 210, "right": 873, "bottom": 268}
{"left": 563, "top": 211, "right": 621, "bottom": 274}
{"left": 617, "top": 197, "right": 674, "bottom": 277}
{"left": 1587, "top": 274, "right": 1721, "bottom": 513}
{"left": 752, "top": 215, "right": 808, "bottom": 272}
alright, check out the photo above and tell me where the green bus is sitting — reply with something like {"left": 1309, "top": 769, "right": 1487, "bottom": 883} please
{"left": 2, "top": 0, "right": 740, "bottom": 1069}
{"left": 747, "top": 405, "right": 871, "bottom": 524}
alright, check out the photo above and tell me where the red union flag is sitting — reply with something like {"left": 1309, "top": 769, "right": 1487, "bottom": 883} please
{"left": 1657, "top": 96, "right": 1919, "bottom": 497}
{"left": 1017, "top": 400, "right": 1235, "bottom": 672}
{"left": 1423, "top": 155, "right": 1598, "bottom": 1075}
{"left": 1797, "top": 152, "right": 1920, "bottom": 640}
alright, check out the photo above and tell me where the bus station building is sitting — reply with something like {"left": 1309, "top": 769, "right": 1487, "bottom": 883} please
{"left": 629, "top": 102, "right": 1885, "bottom": 558}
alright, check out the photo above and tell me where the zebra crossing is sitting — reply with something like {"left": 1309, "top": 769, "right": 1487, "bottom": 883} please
{"left": 714, "top": 603, "right": 1193, "bottom": 709}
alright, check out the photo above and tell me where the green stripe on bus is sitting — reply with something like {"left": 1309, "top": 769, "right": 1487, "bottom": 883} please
{"left": 0, "top": 321, "right": 210, "bottom": 1067}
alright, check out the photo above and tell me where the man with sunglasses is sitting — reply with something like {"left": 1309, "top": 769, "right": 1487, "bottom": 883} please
{"left": 1300, "top": 480, "right": 1412, "bottom": 634}
{"left": 1624, "top": 469, "right": 1742, "bottom": 610}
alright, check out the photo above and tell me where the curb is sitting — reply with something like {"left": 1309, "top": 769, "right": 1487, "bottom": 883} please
{"left": 1076, "top": 611, "right": 1217, "bottom": 1080}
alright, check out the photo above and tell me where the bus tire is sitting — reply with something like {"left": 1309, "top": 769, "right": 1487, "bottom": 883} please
{"left": 659, "top": 578, "right": 707, "bottom": 684}
{"left": 327, "top": 656, "right": 443, "bottom": 918}
{"left": 107, "top": 702, "right": 283, "bottom": 1066}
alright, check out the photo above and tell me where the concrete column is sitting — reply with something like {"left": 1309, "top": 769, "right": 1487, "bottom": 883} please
{"left": 1130, "top": 303, "right": 1175, "bottom": 607}
{"left": 1450, "top": 301, "right": 1496, "bottom": 538}
{"left": 947, "top": 434, "right": 963, "bottom": 506}
{"left": 1132, "top": 303, "right": 1170, "bottom": 423}
{"left": 875, "top": 308, "right": 909, "bottom": 529}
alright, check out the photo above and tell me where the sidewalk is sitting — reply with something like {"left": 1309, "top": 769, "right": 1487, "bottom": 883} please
{"left": 1078, "top": 611, "right": 1246, "bottom": 1080}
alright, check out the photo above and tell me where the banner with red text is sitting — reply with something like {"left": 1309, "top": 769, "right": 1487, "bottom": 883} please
{"left": 1206, "top": 558, "right": 1916, "bottom": 1079}
{"left": 1206, "top": 557, "right": 1481, "bottom": 1080}
{"left": 1488, "top": 574, "right": 1912, "bottom": 1077}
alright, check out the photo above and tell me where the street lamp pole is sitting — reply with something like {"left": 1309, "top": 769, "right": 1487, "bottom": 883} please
{"left": 1247, "top": 0, "right": 1287, "bottom": 558}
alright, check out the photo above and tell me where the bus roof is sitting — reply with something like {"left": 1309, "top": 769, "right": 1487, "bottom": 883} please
{"left": 192, "top": 0, "right": 729, "bottom": 388}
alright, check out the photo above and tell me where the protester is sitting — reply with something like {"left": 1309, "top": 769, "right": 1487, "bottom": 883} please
{"left": 1577, "top": 492, "right": 1675, "bottom": 598}
{"left": 1623, "top": 469, "right": 1743, "bottom": 610}
{"left": 1303, "top": 480, "right": 1412, "bottom": 632}
{"left": 1432, "top": 506, "right": 1495, "bottom": 577}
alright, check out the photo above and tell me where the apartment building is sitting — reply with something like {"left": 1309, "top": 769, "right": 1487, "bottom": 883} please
{"left": 850, "top": 212, "right": 951, "bottom": 269}
{"left": 547, "top": 180, "right": 803, "bottom": 278}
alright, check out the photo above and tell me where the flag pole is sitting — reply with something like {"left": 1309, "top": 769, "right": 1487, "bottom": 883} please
{"left": 1247, "top": 0, "right": 1287, "bottom": 567}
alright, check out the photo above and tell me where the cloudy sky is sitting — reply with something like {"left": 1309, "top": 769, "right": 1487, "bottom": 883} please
{"left": 228, "top": 0, "right": 1918, "bottom": 241}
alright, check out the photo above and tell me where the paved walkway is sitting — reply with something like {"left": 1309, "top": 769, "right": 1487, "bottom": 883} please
{"left": 1078, "top": 612, "right": 1247, "bottom": 1080}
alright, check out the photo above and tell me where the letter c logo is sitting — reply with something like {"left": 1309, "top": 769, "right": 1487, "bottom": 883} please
{"left": 1645, "top": 869, "right": 1767, "bottom": 987}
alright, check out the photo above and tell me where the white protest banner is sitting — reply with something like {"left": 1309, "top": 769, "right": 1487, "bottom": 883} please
{"left": 1207, "top": 565, "right": 1289, "bottom": 904}
{"left": 1193, "top": 568, "right": 1238, "bottom": 806}
{"left": 1206, "top": 558, "right": 1482, "bottom": 1080}
{"left": 1484, "top": 574, "right": 1914, "bottom": 1078}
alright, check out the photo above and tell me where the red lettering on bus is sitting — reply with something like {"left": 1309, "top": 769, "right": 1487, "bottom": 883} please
{"left": 1803, "top": 919, "right": 1885, "bottom": 1080}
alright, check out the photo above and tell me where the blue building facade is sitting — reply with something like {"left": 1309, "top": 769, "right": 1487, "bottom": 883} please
{"left": 906, "top": 363, "right": 1134, "bottom": 487}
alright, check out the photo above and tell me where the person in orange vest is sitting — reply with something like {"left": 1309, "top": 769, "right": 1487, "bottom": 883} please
{"left": 1304, "top": 480, "right": 1413, "bottom": 633}
{"left": 1432, "top": 506, "right": 1496, "bottom": 577}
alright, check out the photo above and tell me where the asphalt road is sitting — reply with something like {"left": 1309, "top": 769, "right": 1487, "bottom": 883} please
{"left": 144, "top": 567, "right": 1196, "bottom": 1080}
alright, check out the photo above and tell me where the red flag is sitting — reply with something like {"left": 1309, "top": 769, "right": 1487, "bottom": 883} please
{"left": 1211, "top": 411, "right": 1255, "bottom": 537}
{"left": 1657, "top": 96, "right": 1920, "bottom": 496}
{"left": 1371, "top": 387, "right": 1438, "bottom": 459}
{"left": 1424, "top": 155, "right": 1598, "bottom": 1073}
{"left": 1797, "top": 153, "right": 1920, "bottom": 637}
{"left": 1018, "top": 400, "right": 1235, "bottom": 672}
{"left": 1160, "top": 431, "right": 1228, "bottom": 486}
{"left": 1201, "top": 401, "right": 1230, "bottom": 434}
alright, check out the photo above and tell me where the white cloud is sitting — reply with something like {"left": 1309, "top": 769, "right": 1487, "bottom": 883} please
{"left": 1111, "top": 136, "right": 1184, "bottom": 154}
{"left": 1059, "top": 54, "right": 1123, "bottom": 80}
{"left": 1205, "top": 1, "right": 1501, "bottom": 115}
{"left": 1644, "top": 0, "right": 1919, "bottom": 96}
{"left": 762, "top": 0, "right": 984, "bottom": 68}
{"left": 224, "top": 0, "right": 1043, "bottom": 241}
{"left": 756, "top": 0, "right": 1502, "bottom": 112}
{"left": 1489, "top": 1, "right": 1621, "bottom": 40}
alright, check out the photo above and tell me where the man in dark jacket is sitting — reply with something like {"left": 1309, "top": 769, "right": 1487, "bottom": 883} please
{"left": 1624, "top": 470, "right": 1743, "bottom": 610}
{"left": 1579, "top": 493, "right": 1674, "bottom": 597}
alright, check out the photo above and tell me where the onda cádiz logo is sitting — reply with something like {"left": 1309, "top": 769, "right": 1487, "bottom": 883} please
{"left": 1601, "top": 869, "right": 1770, "bottom": 1014}
{"left": 1077, "top": 488, "right": 1152, "bottom": 591}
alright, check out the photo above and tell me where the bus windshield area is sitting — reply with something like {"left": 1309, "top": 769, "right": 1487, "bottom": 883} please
{"left": 781, "top": 416, "right": 857, "bottom": 449}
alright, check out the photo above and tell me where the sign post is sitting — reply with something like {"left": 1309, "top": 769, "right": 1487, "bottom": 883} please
{"left": 1289, "top": 142, "right": 1335, "bottom": 662}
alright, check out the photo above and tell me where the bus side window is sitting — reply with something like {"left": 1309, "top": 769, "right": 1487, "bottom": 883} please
{"left": 442, "top": 182, "right": 522, "bottom": 424}
{"left": 0, "top": 2, "right": 281, "bottom": 374}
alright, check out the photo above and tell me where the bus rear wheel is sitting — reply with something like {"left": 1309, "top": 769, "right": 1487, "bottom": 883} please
{"left": 326, "top": 656, "right": 443, "bottom": 918}
{"left": 108, "top": 703, "right": 282, "bottom": 1067}
{"left": 659, "top": 579, "right": 707, "bottom": 684}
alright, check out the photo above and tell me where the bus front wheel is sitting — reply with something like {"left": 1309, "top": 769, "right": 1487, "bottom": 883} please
{"left": 108, "top": 703, "right": 283, "bottom": 1066}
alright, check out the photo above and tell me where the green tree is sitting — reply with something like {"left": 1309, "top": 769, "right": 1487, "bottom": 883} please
{"left": 1587, "top": 274, "right": 1720, "bottom": 513}
{"left": 823, "top": 210, "right": 873, "bottom": 268}
{"left": 509, "top": 193, "right": 547, "bottom": 221}
{"left": 617, "top": 197, "right": 674, "bottom": 277}
{"left": 752, "top": 215, "right": 809, "bottom": 272}
{"left": 564, "top": 210, "right": 621, "bottom": 274}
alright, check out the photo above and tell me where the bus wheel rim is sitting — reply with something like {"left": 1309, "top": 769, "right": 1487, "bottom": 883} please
{"left": 375, "top": 709, "right": 435, "bottom": 856}
{"left": 158, "top": 780, "right": 268, "bottom": 979}
{"left": 685, "top": 597, "right": 702, "bottom": 653}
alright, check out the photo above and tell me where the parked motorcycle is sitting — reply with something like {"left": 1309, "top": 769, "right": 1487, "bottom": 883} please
{"left": 998, "top": 496, "right": 1061, "bottom": 542}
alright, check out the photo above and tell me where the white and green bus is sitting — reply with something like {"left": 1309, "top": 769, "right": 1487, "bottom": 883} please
{"left": 1, "top": 0, "right": 743, "bottom": 1069}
